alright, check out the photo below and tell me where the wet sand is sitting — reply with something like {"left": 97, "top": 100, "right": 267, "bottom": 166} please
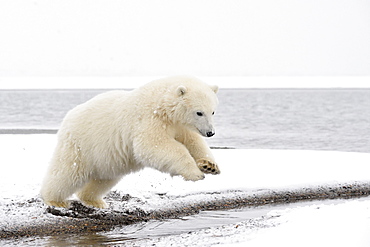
{"left": 1, "top": 182, "right": 370, "bottom": 240}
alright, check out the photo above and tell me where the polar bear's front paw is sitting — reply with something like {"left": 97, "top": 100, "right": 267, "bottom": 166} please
{"left": 182, "top": 169, "right": 205, "bottom": 181}
{"left": 197, "top": 159, "right": 220, "bottom": 175}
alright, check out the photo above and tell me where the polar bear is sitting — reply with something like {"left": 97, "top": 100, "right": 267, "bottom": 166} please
{"left": 41, "top": 76, "right": 220, "bottom": 208}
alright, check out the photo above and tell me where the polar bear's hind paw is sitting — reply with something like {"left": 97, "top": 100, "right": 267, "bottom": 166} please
{"left": 45, "top": 200, "right": 70, "bottom": 208}
{"left": 81, "top": 199, "right": 108, "bottom": 209}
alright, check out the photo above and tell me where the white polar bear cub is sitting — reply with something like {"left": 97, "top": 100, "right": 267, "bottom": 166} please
{"left": 41, "top": 76, "right": 220, "bottom": 208}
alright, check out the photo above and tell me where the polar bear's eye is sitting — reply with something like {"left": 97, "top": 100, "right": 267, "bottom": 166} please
{"left": 212, "top": 112, "right": 215, "bottom": 115}
{"left": 196, "top": 112, "right": 203, "bottom": 116}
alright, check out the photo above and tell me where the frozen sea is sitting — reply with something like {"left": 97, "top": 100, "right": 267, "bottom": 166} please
{"left": 1, "top": 88, "right": 370, "bottom": 153}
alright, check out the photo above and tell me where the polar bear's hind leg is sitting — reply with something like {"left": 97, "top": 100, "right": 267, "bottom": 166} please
{"left": 41, "top": 168, "right": 86, "bottom": 208}
{"left": 76, "top": 178, "right": 121, "bottom": 209}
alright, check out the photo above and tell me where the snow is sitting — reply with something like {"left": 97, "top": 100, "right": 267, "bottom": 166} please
{"left": 1, "top": 134, "right": 370, "bottom": 246}
{"left": 241, "top": 199, "right": 370, "bottom": 247}
{"left": 112, "top": 148, "right": 370, "bottom": 211}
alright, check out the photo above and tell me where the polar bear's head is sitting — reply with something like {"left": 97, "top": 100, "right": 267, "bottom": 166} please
{"left": 173, "top": 81, "right": 219, "bottom": 138}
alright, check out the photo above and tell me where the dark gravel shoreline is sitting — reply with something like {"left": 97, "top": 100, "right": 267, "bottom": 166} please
{"left": 1, "top": 182, "right": 370, "bottom": 240}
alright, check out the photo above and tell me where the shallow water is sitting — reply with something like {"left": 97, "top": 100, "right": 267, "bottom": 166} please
{"left": 4, "top": 198, "right": 367, "bottom": 246}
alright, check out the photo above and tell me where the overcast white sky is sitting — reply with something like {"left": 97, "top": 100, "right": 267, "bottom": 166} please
{"left": 0, "top": 0, "right": 369, "bottom": 88}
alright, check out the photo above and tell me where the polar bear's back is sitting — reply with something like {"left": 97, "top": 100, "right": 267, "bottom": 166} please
{"left": 61, "top": 90, "right": 131, "bottom": 133}
{"left": 56, "top": 90, "right": 139, "bottom": 175}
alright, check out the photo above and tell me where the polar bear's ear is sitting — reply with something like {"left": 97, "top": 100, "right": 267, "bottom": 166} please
{"left": 210, "top": 85, "right": 219, "bottom": 94}
{"left": 176, "top": 85, "right": 187, "bottom": 96}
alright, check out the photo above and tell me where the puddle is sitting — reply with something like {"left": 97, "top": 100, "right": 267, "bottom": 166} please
{"left": 2, "top": 197, "right": 369, "bottom": 246}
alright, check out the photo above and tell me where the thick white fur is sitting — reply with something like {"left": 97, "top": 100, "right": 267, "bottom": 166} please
{"left": 40, "top": 76, "right": 219, "bottom": 208}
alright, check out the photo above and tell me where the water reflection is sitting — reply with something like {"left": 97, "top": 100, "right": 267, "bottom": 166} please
{"left": 46, "top": 233, "right": 135, "bottom": 246}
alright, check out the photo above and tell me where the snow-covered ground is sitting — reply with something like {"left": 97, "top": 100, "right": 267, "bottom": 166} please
{"left": 1, "top": 134, "right": 370, "bottom": 246}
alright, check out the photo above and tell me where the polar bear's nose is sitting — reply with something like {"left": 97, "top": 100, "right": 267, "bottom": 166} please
{"left": 206, "top": 131, "right": 215, "bottom": 137}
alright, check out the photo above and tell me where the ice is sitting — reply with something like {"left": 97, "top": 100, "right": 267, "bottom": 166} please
{"left": 1, "top": 134, "right": 370, "bottom": 245}
{"left": 125, "top": 199, "right": 370, "bottom": 247}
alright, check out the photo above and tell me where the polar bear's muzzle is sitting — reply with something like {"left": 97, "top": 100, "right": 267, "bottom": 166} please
{"left": 199, "top": 128, "right": 215, "bottom": 138}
